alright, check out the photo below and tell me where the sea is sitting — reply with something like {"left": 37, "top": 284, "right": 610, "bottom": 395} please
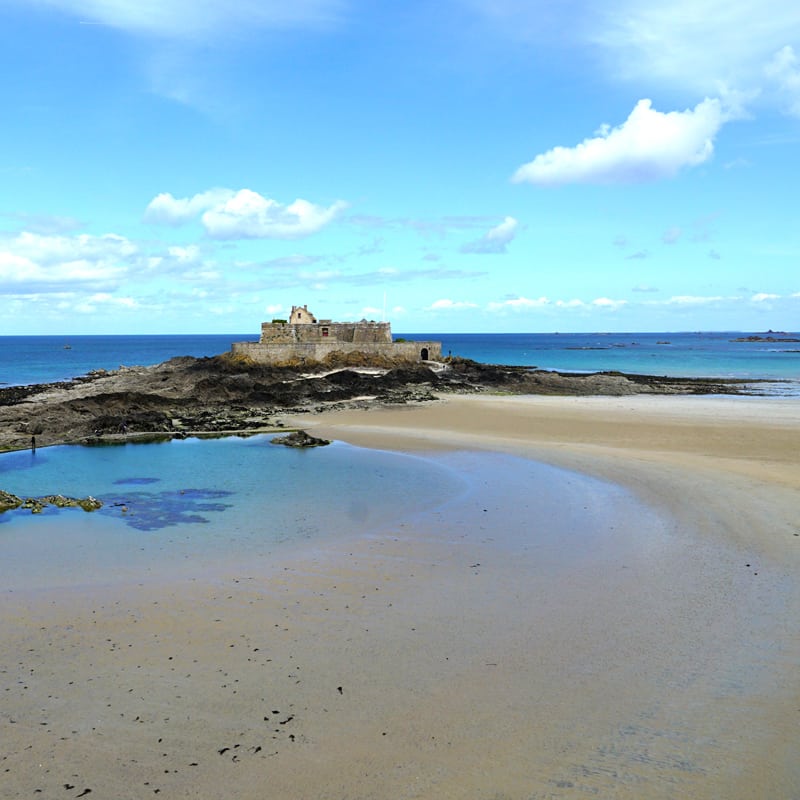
{"left": 1, "top": 330, "right": 799, "bottom": 389}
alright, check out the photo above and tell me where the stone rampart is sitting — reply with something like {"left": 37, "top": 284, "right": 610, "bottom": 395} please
{"left": 231, "top": 340, "right": 441, "bottom": 364}
{"left": 259, "top": 321, "right": 392, "bottom": 345}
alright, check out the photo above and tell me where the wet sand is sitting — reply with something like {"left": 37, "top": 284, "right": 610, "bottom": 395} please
{"left": 2, "top": 394, "right": 799, "bottom": 798}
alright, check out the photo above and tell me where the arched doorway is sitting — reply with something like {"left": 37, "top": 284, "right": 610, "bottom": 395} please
{"left": 420, "top": 347, "right": 429, "bottom": 360}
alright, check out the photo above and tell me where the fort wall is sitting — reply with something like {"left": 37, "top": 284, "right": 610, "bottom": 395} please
{"left": 259, "top": 321, "right": 392, "bottom": 345}
{"left": 231, "top": 304, "right": 441, "bottom": 365}
{"left": 231, "top": 340, "right": 441, "bottom": 364}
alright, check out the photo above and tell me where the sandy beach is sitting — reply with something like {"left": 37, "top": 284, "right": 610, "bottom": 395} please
{"left": 2, "top": 393, "right": 799, "bottom": 799}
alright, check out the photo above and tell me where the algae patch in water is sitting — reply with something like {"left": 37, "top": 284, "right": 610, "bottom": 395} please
{"left": 98, "top": 488, "right": 234, "bottom": 531}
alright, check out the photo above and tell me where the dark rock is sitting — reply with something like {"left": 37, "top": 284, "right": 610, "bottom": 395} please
{"left": 0, "top": 352, "right": 779, "bottom": 453}
{"left": 730, "top": 335, "right": 800, "bottom": 343}
{"left": 271, "top": 430, "right": 331, "bottom": 448}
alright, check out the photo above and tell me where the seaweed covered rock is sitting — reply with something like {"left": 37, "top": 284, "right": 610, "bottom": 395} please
{"left": 0, "top": 490, "right": 23, "bottom": 512}
{"left": 0, "top": 491, "right": 103, "bottom": 514}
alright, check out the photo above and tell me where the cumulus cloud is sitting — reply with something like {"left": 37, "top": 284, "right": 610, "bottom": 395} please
{"left": 512, "top": 98, "right": 729, "bottom": 185}
{"left": 751, "top": 292, "right": 780, "bottom": 302}
{"left": 205, "top": 192, "right": 347, "bottom": 239}
{"left": 144, "top": 189, "right": 347, "bottom": 239}
{"left": 460, "top": 216, "right": 519, "bottom": 254}
{"left": 427, "top": 298, "right": 479, "bottom": 310}
{"left": 626, "top": 250, "right": 649, "bottom": 260}
{"left": 144, "top": 189, "right": 233, "bottom": 226}
{"left": 30, "top": 0, "right": 344, "bottom": 42}
{"left": 0, "top": 231, "right": 137, "bottom": 292}
{"left": 591, "top": 297, "right": 627, "bottom": 310}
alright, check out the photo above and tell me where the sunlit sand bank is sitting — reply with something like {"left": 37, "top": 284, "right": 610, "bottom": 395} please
{"left": 2, "top": 394, "right": 799, "bottom": 798}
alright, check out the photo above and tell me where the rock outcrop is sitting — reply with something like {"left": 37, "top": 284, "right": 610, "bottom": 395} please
{"left": 0, "top": 353, "right": 770, "bottom": 454}
{"left": 270, "top": 430, "right": 331, "bottom": 448}
{"left": 0, "top": 490, "right": 102, "bottom": 514}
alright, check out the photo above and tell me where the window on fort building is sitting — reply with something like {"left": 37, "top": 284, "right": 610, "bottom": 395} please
{"left": 322, "top": 327, "right": 329, "bottom": 337}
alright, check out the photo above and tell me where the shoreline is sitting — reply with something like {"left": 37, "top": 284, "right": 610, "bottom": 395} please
{"left": 286, "top": 393, "right": 800, "bottom": 558}
{"left": 1, "top": 353, "right": 789, "bottom": 456}
{"left": 2, "top": 393, "right": 798, "bottom": 798}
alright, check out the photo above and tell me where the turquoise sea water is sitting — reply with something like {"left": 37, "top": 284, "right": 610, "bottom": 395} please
{"left": 0, "top": 436, "right": 463, "bottom": 534}
{"left": 0, "top": 436, "right": 468, "bottom": 587}
{"left": 1, "top": 331, "right": 799, "bottom": 388}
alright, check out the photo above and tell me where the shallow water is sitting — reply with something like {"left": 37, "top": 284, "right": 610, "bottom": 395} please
{"left": 0, "top": 436, "right": 467, "bottom": 589}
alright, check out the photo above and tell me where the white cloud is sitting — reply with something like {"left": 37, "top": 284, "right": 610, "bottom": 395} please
{"left": 31, "top": 0, "right": 344, "bottom": 42}
{"left": 466, "top": 1, "right": 800, "bottom": 103}
{"left": 751, "top": 292, "right": 780, "bottom": 302}
{"left": 662, "top": 227, "right": 682, "bottom": 244}
{"left": 205, "top": 192, "right": 348, "bottom": 239}
{"left": 0, "top": 231, "right": 137, "bottom": 292}
{"left": 167, "top": 244, "right": 203, "bottom": 263}
{"left": 460, "top": 216, "right": 519, "bottom": 254}
{"left": 144, "top": 189, "right": 233, "bottom": 225}
{"left": 487, "top": 296, "right": 549, "bottom": 311}
{"left": 513, "top": 98, "right": 728, "bottom": 186}
{"left": 665, "top": 294, "right": 729, "bottom": 305}
{"left": 75, "top": 292, "right": 139, "bottom": 314}
{"left": 145, "top": 188, "right": 347, "bottom": 239}
{"left": 765, "top": 45, "right": 800, "bottom": 116}
{"left": 555, "top": 298, "right": 588, "bottom": 309}
{"left": 592, "top": 1, "right": 800, "bottom": 93}
{"left": 591, "top": 297, "right": 627, "bottom": 310}
{"left": 427, "top": 298, "right": 479, "bottom": 310}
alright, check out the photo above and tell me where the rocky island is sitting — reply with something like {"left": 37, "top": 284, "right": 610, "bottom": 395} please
{"left": 0, "top": 350, "right": 768, "bottom": 454}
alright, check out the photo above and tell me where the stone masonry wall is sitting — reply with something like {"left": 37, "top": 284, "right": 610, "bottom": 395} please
{"left": 259, "top": 321, "right": 392, "bottom": 345}
{"left": 231, "top": 340, "right": 441, "bottom": 364}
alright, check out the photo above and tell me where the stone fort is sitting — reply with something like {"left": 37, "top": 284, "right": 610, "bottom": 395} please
{"left": 231, "top": 305, "right": 441, "bottom": 364}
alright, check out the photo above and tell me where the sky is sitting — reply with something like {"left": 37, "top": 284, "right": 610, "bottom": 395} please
{"left": 1, "top": 0, "right": 799, "bottom": 334}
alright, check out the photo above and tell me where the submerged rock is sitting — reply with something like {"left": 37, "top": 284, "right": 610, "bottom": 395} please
{"left": 271, "top": 430, "right": 331, "bottom": 448}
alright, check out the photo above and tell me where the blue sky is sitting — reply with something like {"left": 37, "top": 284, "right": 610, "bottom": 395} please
{"left": 1, "top": 0, "right": 799, "bottom": 334}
